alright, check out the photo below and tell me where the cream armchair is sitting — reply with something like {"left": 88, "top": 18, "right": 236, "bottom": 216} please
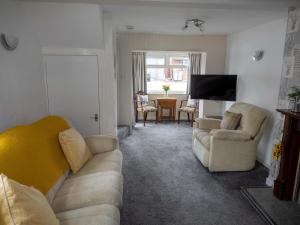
{"left": 192, "top": 102, "right": 267, "bottom": 172}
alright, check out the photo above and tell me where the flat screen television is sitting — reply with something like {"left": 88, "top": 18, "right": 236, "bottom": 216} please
{"left": 190, "top": 74, "right": 237, "bottom": 101}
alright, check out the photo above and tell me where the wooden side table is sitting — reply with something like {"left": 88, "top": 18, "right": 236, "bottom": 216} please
{"left": 157, "top": 97, "right": 177, "bottom": 122}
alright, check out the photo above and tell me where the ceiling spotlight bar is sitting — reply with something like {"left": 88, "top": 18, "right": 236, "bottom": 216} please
{"left": 183, "top": 19, "right": 205, "bottom": 32}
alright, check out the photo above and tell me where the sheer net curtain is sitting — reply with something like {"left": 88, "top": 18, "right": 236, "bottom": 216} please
{"left": 187, "top": 53, "right": 202, "bottom": 95}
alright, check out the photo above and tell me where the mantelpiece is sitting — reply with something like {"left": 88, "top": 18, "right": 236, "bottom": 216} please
{"left": 273, "top": 109, "right": 300, "bottom": 201}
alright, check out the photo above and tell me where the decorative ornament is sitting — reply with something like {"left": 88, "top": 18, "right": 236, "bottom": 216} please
{"left": 1, "top": 33, "right": 19, "bottom": 51}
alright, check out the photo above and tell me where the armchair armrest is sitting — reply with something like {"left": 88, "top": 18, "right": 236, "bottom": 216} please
{"left": 85, "top": 135, "right": 119, "bottom": 154}
{"left": 193, "top": 118, "right": 221, "bottom": 130}
{"left": 210, "top": 129, "right": 251, "bottom": 141}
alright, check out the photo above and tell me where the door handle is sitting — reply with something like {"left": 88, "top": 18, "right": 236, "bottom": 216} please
{"left": 89, "top": 113, "right": 98, "bottom": 122}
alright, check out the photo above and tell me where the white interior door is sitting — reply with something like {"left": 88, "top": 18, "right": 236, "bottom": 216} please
{"left": 44, "top": 54, "right": 100, "bottom": 136}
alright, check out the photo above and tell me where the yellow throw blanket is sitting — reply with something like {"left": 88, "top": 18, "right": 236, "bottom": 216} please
{"left": 0, "top": 116, "right": 70, "bottom": 194}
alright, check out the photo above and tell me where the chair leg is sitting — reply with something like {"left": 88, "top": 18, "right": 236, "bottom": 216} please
{"left": 135, "top": 110, "right": 138, "bottom": 122}
{"left": 191, "top": 112, "right": 194, "bottom": 127}
{"left": 173, "top": 107, "right": 175, "bottom": 121}
{"left": 143, "top": 112, "right": 146, "bottom": 126}
{"left": 178, "top": 111, "right": 181, "bottom": 124}
{"left": 145, "top": 112, "right": 148, "bottom": 121}
{"left": 187, "top": 113, "right": 190, "bottom": 122}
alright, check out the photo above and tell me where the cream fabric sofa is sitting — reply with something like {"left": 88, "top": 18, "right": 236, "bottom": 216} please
{"left": 192, "top": 102, "right": 267, "bottom": 172}
{"left": 48, "top": 135, "right": 123, "bottom": 225}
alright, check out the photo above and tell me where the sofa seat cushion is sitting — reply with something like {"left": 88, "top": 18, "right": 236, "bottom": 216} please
{"left": 71, "top": 150, "right": 123, "bottom": 178}
{"left": 52, "top": 171, "right": 123, "bottom": 213}
{"left": 193, "top": 128, "right": 211, "bottom": 150}
{"left": 56, "top": 204, "right": 120, "bottom": 225}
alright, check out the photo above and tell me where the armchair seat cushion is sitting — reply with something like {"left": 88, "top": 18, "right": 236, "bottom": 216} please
{"left": 52, "top": 171, "right": 123, "bottom": 213}
{"left": 70, "top": 150, "right": 123, "bottom": 178}
{"left": 179, "top": 107, "right": 195, "bottom": 113}
{"left": 56, "top": 204, "right": 119, "bottom": 225}
{"left": 137, "top": 106, "right": 157, "bottom": 112}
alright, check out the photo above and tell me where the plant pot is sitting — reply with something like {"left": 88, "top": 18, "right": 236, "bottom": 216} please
{"left": 289, "top": 99, "right": 300, "bottom": 112}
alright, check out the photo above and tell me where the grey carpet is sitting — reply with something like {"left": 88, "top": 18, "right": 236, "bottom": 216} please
{"left": 120, "top": 122, "right": 268, "bottom": 225}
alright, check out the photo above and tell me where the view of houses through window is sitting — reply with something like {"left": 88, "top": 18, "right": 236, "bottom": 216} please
{"left": 146, "top": 52, "right": 189, "bottom": 93}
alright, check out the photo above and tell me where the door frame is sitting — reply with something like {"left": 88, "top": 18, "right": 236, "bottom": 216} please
{"left": 42, "top": 47, "right": 104, "bottom": 134}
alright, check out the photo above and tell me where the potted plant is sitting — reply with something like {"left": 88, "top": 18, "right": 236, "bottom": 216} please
{"left": 288, "top": 86, "right": 300, "bottom": 112}
{"left": 162, "top": 84, "right": 170, "bottom": 97}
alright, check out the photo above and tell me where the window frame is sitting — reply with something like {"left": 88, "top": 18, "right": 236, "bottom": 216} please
{"left": 146, "top": 52, "right": 190, "bottom": 94}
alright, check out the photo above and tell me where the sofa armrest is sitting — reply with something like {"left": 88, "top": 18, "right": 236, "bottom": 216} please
{"left": 85, "top": 135, "right": 119, "bottom": 154}
{"left": 210, "top": 129, "right": 251, "bottom": 141}
{"left": 193, "top": 118, "right": 221, "bottom": 130}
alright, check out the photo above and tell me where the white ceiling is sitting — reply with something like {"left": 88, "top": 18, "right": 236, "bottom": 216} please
{"left": 103, "top": 4, "right": 286, "bottom": 35}
{"left": 21, "top": 0, "right": 300, "bottom": 35}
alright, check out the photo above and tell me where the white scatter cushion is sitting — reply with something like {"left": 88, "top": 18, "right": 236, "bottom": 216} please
{"left": 186, "top": 98, "right": 197, "bottom": 107}
{"left": 0, "top": 173, "right": 59, "bottom": 225}
{"left": 59, "top": 128, "right": 92, "bottom": 173}
{"left": 138, "top": 95, "right": 149, "bottom": 106}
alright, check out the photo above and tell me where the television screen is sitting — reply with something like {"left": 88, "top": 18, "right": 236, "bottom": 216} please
{"left": 190, "top": 74, "right": 237, "bottom": 101}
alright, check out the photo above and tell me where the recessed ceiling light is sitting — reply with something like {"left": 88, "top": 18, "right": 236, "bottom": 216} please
{"left": 126, "top": 25, "right": 135, "bottom": 30}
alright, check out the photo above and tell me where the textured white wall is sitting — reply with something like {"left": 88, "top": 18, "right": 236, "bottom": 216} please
{"left": 0, "top": 0, "right": 47, "bottom": 131}
{"left": 22, "top": 1, "right": 104, "bottom": 49}
{"left": 226, "top": 18, "right": 287, "bottom": 166}
{"left": 117, "top": 33, "right": 227, "bottom": 126}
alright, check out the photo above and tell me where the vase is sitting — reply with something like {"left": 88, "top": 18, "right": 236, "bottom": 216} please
{"left": 289, "top": 97, "right": 300, "bottom": 112}
{"left": 164, "top": 91, "right": 168, "bottom": 97}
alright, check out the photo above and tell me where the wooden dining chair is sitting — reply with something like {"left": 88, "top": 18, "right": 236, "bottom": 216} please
{"left": 134, "top": 91, "right": 158, "bottom": 126}
{"left": 178, "top": 98, "right": 198, "bottom": 126}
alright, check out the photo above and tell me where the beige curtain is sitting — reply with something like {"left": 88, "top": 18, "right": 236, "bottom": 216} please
{"left": 132, "top": 52, "right": 147, "bottom": 94}
{"left": 187, "top": 53, "right": 202, "bottom": 94}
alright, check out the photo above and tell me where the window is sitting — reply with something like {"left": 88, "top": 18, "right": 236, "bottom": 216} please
{"left": 146, "top": 52, "right": 189, "bottom": 94}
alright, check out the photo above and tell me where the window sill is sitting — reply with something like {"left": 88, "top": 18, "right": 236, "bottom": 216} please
{"left": 147, "top": 91, "right": 187, "bottom": 95}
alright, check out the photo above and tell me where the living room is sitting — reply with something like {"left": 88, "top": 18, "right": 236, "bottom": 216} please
{"left": 1, "top": 0, "right": 300, "bottom": 225}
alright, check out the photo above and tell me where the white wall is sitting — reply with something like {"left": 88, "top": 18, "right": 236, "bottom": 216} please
{"left": 0, "top": 1, "right": 118, "bottom": 135}
{"left": 22, "top": 1, "right": 104, "bottom": 49}
{"left": 117, "top": 33, "right": 227, "bottom": 126}
{"left": 101, "top": 13, "right": 118, "bottom": 135}
{"left": 0, "top": 0, "right": 47, "bottom": 131}
{"left": 226, "top": 18, "right": 287, "bottom": 166}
